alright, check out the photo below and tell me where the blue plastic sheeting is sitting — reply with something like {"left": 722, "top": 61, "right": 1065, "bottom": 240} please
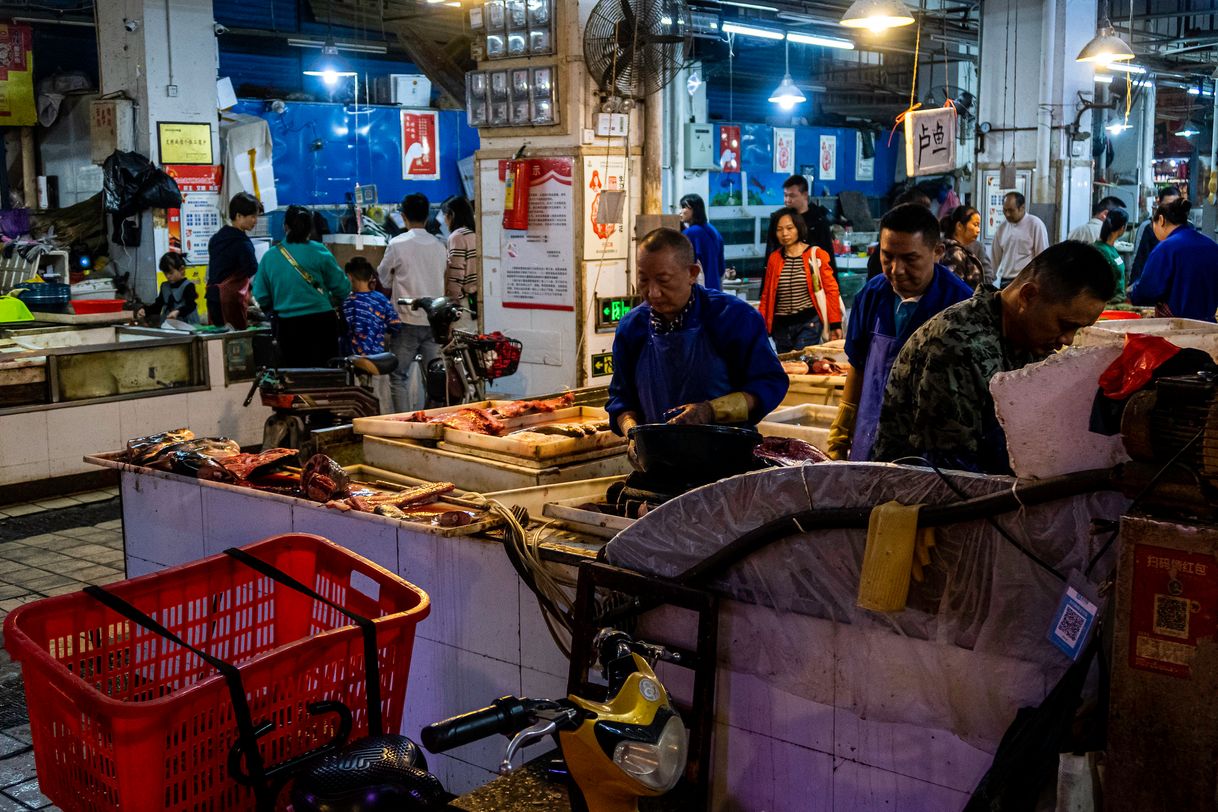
{"left": 708, "top": 122, "right": 899, "bottom": 203}
{"left": 231, "top": 100, "right": 479, "bottom": 207}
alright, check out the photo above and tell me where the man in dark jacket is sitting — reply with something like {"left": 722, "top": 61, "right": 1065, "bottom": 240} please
{"left": 206, "top": 192, "right": 262, "bottom": 329}
{"left": 766, "top": 175, "right": 836, "bottom": 273}
{"left": 1129, "top": 184, "right": 1180, "bottom": 288}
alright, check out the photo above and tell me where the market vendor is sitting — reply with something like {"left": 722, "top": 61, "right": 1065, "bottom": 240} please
{"left": 606, "top": 228, "right": 788, "bottom": 437}
{"left": 872, "top": 241, "right": 1114, "bottom": 474}
{"left": 828, "top": 204, "right": 973, "bottom": 461}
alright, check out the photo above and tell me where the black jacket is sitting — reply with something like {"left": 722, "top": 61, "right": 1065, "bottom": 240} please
{"left": 206, "top": 225, "right": 257, "bottom": 286}
{"left": 767, "top": 205, "right": 837, "bottom": 273}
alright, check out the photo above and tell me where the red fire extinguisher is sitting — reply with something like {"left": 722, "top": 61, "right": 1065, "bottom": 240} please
{"left": 502, "top": 157, "right": 530, "bottom": 231}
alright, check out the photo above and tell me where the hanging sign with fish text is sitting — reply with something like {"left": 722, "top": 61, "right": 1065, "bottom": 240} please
{"left": 904, "top": 107, "right": 957, "bottom": 177}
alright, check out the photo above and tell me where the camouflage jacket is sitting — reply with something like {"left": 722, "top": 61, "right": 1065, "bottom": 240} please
{"left": 872, "top": 286, "right": 1036, "bottom": 474}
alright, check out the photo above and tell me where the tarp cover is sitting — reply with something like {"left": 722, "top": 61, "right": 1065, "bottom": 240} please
{"left": 603, "top": 462, "right": 1128, "bottom": 749}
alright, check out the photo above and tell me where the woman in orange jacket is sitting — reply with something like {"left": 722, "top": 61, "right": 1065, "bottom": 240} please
{"left": 758, "top": 207, "right": 843, "bottom": 353}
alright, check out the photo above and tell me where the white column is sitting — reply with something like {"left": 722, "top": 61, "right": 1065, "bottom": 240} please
{"left": 95, "top": 0, "right": 218, "bottom": 301}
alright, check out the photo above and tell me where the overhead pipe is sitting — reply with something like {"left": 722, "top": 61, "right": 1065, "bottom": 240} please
{"left": 1035, "top": 0, "right": 1057, "bottom": 208}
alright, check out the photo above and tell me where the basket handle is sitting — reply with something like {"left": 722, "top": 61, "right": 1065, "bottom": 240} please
{"left": 222, "top": 546, "right": 385, "bottom": 736}
{"left": 83, "top": 585, "right": 271, "bottom": 803}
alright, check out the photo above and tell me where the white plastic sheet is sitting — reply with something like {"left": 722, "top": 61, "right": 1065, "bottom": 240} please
{"left": 604, "top": 462, "right": 1129, "bottom": 748}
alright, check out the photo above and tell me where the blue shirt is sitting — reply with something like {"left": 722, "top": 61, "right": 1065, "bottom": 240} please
{"left": 845, "top": 264, "right": 974, "bottom": 369}
{"left": 606, "top": 285, "right": 788, "bottom": 432}
{"left": 1129, "top": 225, "right": 1218, "bottom": 322}
{"left": 683, "top": 223, "right": 726, "bottom": 291}
{"left": 342, "top": 290, "right": 401, "bottom": 355}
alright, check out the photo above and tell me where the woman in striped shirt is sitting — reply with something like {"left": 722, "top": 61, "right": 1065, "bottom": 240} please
{"left": 758, "top": 207, "right": 843, "bottom": 353}
{"left": 442, "top": 195, "right": 479, "bottom": 312}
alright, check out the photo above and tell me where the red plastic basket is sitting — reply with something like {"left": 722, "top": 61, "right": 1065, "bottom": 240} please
{"left": 2, "top": 534, "right": 430, "bottom": 811}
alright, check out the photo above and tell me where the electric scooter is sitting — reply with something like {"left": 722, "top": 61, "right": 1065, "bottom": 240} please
{"left": 287, "top": 629, "right": 687, "bottom": 812}
{"left": 397, "top": 296, "right": 522, "bottom": 405}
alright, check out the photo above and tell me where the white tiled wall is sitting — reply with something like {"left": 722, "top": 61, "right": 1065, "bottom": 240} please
{"left": 0, "top": 410, "right": 49, "bottom": 485}
{"left": 116, "top": 474, "right": 996, "bottom": 808}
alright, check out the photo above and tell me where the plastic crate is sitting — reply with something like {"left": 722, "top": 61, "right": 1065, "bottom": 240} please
{"left": 71, "top": 298, "right": 125, "bottom": 314}
{"left": 3, "top": 534, "right": 430, "bottom": 811}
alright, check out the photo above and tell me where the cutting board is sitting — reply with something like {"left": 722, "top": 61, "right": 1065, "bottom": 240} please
{"left": 441, "top": 406, "right": 622, "bottom": 461}
{"left": 353, "top": 401, "right": 514, "bottom": 440}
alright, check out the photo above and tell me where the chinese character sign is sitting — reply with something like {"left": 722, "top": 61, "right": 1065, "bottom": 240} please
{"left": 904, "top": 107, "right": 957, "bottom": 176}
{"left": 819, "top": 135, "right": 836, "bottom": 181}
{"left": 773, "top": 128, "right": 795, "bottom": 174}
{"left": 401, "top": 110, "right": 440, "bottom": 180}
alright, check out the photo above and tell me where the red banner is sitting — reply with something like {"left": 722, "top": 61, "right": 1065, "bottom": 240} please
{"left": 400, "top": 110, "right": 439, "bottom": 180}
{"left": 719, "top": 125, "right": 740, "bottom": 174}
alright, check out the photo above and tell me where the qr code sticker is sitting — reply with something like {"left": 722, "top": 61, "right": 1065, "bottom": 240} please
{"left": 1055, "top": 605, "right": 1087, "bottom": 648}
{"left": 1154, "top": 594, "right": 1190, "bottom": 639}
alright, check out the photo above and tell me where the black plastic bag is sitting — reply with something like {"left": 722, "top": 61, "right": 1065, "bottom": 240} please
{"left": 102, "top": 150, "right": 182, "bottom": 216}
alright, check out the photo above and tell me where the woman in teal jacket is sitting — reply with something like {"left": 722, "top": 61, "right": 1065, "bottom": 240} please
{"left": 253, "top": 205, "right": 351, "bottom": 367}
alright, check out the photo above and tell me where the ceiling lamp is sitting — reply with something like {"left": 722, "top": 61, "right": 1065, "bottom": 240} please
{"left": 1175, "top": 120, "right": 1201, "bottom": 137}
{"left": 768, "top": 39, "right": 806, "bottom": 110}
{"left": 1076, "top": 2, "right": 1134, "bottom": 66}
{"left": 1106, "top": 121, "right": 1132, "bottom": 134}
{"left": 786, "top": 31, "right": 855, "bottom": 49}
{"left": 839, "top": 0, "right": 914, "bottom": 32}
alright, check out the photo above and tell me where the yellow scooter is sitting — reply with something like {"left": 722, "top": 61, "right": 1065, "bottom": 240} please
{"left": 422, "top": 630, "right": 689, "bottom": 812}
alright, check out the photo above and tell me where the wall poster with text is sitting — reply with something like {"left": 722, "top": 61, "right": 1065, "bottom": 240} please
{"left": 498, "top": 157, "right": 575, "bottom": 310}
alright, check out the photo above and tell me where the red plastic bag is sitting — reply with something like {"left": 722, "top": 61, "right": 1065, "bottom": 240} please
{"left": 1098, "top": 333, "right": 1182, "bottom": 400}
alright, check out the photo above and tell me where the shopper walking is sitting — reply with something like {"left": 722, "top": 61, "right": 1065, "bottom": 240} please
{"left": 758, "top": 207, "right": 842, "bottom": 353}
{"left": 766, "top": 175, "right": 836, "bottom": 274}
{"left": 678, "top": 193, "right": 725, "bottom": 291}
{"left": 378, "top": 193, "right": 448, "bottom": 412}
{"left": 941, "top": 205, "right": 992, "bottom": 285}
{"left": 441, "top": 195, "right": 480, "bottom": 310}
{"left": 991, "top": 192, "right": 1049, "bottom": 286}
{"left": 1129, "top": 199, "right": 1218, "bottom": 322}
{"left": 252, "top": 205, "right": 351, "bottom": 367}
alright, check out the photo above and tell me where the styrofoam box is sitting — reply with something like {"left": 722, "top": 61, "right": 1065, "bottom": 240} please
{"left": 1074, "top": 317, "right": 1218, "bottom": 360}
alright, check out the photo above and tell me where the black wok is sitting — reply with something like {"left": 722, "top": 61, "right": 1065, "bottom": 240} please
{"left": 628, "top": 423, "right": 763, "bottom": 491}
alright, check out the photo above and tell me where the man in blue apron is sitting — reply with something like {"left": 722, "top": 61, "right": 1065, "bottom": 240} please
{"left": 828, "top": 203, "right": 973, "bottom": 461}
{"left": 606, "top": 228, "right": 788, "bottom": 453}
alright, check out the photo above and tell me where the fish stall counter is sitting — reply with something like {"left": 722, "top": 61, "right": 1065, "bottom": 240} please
{"left": 0, "top": 323, "right": 268, "bottom": 487}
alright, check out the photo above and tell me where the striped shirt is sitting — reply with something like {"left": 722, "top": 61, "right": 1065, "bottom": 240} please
{"left": 774, "top": 252, "right": 814, "bottom": 316}
{"left": 446, "top": 227, "right": 479, "bottom": 298}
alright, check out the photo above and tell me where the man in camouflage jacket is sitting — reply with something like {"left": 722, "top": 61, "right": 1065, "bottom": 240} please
{"left": 872, "top": 241, "right": 1115, "bottom": 474}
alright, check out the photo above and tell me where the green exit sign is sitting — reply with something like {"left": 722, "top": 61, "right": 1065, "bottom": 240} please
{"left": 595, "top": 296, "right": 641, "bottom": 331}
{"left": 591, "top": 352, "right": 614, "bottom": 377}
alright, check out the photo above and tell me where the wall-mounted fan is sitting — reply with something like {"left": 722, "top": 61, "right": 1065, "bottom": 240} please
{"left": 583, "top": 0, "right": 692, "bottom": 101}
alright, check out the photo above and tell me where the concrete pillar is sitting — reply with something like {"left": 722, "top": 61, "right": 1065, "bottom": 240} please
{"left": 472, "top": 0, "right": 644, "bottom": 395}
{"left": 976, "top": 0, "right": 1097, "bottom": 241}
{"left": 95, "top": 0, "right": 218, "bottom": 301}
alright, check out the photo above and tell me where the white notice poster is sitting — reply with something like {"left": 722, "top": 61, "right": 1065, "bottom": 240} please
{"left": 583, "top": 155, "right": 628, "bottom": 260}
{"left": 773, "top": 127, "right": 795, "bottom": 175}
{"left": 500, "top": 157, "right": 575, "bottom": 311}
{"left": 819, "top": 134, "right": 837, "bottom": 181}
{"left": 856, "top": 131, "right": 874, "bottom": 181}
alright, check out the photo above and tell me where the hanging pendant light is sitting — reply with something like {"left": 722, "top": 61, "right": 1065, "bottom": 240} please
{"left": 1076, "top": 1, "right": 1134, "bottom": 64}
{"left": 839, "top": 0, "right": 914, "bottom": 32}
{"left": 768, "top": 39, "right": 806, "bottom": 110}
{"left": 1175, "top": 120, "right": 1201, "bottom": 137}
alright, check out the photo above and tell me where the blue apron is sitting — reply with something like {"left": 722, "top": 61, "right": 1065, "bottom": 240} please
{"left": 849, "top": 321, "right": 901, "bottom": 462}
{"left": 635, "top": 322, "right": 732, "bottom": 424}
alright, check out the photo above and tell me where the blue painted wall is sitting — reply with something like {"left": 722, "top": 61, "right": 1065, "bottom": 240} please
{"left": 707, "top": 122, "right": 900, "bottom": 205}
{"left": 232, "top": 99, "right": 479, "bottom": 207}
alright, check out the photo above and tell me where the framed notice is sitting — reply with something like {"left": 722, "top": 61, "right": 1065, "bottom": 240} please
{"left": 401, "top": 110, "right": 440, "bottom": 180}
{"left": 773, "top": 128, "right": 795, "bottom": 174}
{"left": 165, "top": 165, "right": 224, "bottom": 265}
{"left": 819, "top": 134, "right": 837, "bottom": 181}
{"left": 584, "top": 155, "right": 628, "bottom": 260}
{"left": 499, "top": 157, "right": 575, "bottom": 310}
{"left": 158, "top": 122, "right": 214, "bottom": 165}
{"left": 0, "top": 24, "right": 35, "bottom": 126}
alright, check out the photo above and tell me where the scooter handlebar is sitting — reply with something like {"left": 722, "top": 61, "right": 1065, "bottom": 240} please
{"left": 421, "top": 696, "right": 535, "bottom": 753}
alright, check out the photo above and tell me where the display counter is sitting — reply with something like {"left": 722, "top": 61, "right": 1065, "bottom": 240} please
{"left": 85, "top": 445, "right": 1095, "bottom": 809}
{"left": 0, "top": 325, "right": 267, "bottom": 486}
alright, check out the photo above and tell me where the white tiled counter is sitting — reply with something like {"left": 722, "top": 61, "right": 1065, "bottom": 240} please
{"left": 91, "top": 457, "right": 995, "bottom": 809}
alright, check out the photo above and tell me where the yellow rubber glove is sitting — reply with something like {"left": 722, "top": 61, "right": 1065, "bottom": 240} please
{"left": 827, "top": 401, "right": 858, "bottom": 461}
{"left": 708, "top": 391, "right": 750, "bottom": 424}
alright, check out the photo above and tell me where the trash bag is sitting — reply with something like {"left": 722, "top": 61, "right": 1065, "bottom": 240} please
{"left": 102, "top": 150, "right": 182, "bottom": 217}
{"left": 1098, "top": 334, "right": 1182, "bottom": 400}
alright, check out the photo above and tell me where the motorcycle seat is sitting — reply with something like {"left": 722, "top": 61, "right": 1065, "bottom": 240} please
{"left": 350, "top": 352, "right": 399, "bottom": 376}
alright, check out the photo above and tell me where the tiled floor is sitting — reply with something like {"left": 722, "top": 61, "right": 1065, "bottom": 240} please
{"left": 0, "top": 486, "right": 124, "bottom": 811}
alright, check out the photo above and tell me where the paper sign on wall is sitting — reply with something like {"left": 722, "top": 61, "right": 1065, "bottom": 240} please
{"left": 819, "top": 135, "right": 837, "bottom": 182}
{"left": 401, "top": 110, "right": 440, "bottom": 180}
{"left": 856, "top": 131, "right": 874, "bottom": 181}
{"left": 0, "top": 24, "right": 34, "bottom": 126}
{"left": 584, "top": 155, "right": 628, "bottom": 260}
{"left": 165, "top": 165, "right": 224, "bottom": 265}
{"left": 904, "top": 107, "right": 957, "bottom": 176}
{"left": 499, "top": 157, "right": 575, "bottom": 311}
{"left": 719, "top": 125, "right": 740, "bottom": 173}
{"left": 773, "top": 128, "right": 795, "bottom": 174}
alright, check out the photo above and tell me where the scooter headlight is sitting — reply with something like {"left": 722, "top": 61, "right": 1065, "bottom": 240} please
{"left": 612, "top": 714, "right": 688, "bottom": 792}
